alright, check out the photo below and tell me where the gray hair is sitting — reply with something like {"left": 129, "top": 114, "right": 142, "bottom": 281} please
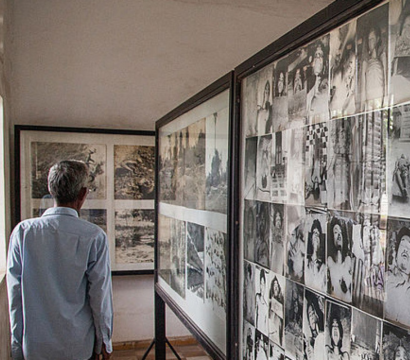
{"left": 47, "top": 160, "right": 89, "bottom": 204}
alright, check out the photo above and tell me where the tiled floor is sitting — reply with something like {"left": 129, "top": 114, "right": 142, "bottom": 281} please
{"left": 112, "top": 340, "right": 212, "bottom": 360}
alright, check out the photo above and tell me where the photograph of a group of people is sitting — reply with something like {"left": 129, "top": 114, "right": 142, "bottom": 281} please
{"left": 241, "top": 1, "right": 410, "bottom": 359}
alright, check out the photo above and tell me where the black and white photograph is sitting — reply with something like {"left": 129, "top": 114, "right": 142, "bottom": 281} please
{"left": 385, "top": 217, "right": 410, "bottom": 328}
{"left": 287, "top": 47, "right": 308, "bottom": 128}
{"left": 327, "top": 117, "right": 357, "bottom": 211}
{"left": 257, "top": 135, "right": 273, "bottom": 202}
{"left": 285, "top": 205, "right": 306, "bottom": 284}
{"left": 306, "top": 35, "right": 330, "bottom": 125}
{"left": 269, "top": 341, "right": 285, "bottom": 360}
{"left": 243, "top": 71, "right": 259, "bottom": 138}
{"left": 325, "top": 300, "right": 351, "bottom": 360}
{"left": 327, "top": 212, "right": 355, "bottom": 303}
{"left": 304, "top": 211, "right": 327, "bottom": 293}
{"left": 270, "top": 204, "right": 285, "bottom": 275}
{"left": 186, "top": 222, "right": 205, "bottom": 299}
{"left": 304, "top": 122, "right": 328, "bottom": 207}
{"left": 351, "top": 213, "right": 384, "bottom": 318}
{"left": 382, "top": 321, "right": 410, "bottom": 360}
{"left": 329, "top": 20, "right": 357, "bottom": 118}
{"left": 244, "top": 321, "right": 255, "bottom": 360}
{"left": 270, "top": 131, "right": 288, "bottom": 204}
{"left": 272, "top": 57, "right": 289, "bottom": 132}
{"left": 357, "top": 4, "right": 388, "bottom": 111}
{"left": 256, "top": 65, "right": 274, "bottom": 136}
{"left": 206, "top": 108, "right": 229, "bottom": 214}
{"left": 205, "top": 227, "right": 227, "bottom": 318}
{"left": 255, "top": 330, "right": 270, "bottom": 360}
{"left": 170, "top": 217, "right": 187, "bottom": 299}
{"left": 244, "top": 137, "right": 258, "bottom": 200}
{"left": 244, "top": 261, "right": 256, "bottom": 326}
{"left": 158, "top": 214, "right": 172, "bottom": 283}
{"left": 80, "top": 209, "right": 107, "bottom": 233}
{"left": 390, "top": 0, "right": 410, "bottom": 105}
{"left": 268, "top": 272, "right": 285, "bottom": 347}
{"left": 158, "top": 132, "right": 178, "bottom": 203}
{"left": 172, "top": 128, "right": 188, "bottom": 206}
{"left": 255, "top": 267, "right": 270, "bottom": 336}
{"left": 357, "top": 110, "right": 385, "bottom": 214}
{"left": 244, "top": 200, "right": 257, "bottom": 263}
{"left": 114, "top": 209, "right": 155, "bottom": 266}
{"left": 183, "top": 118, "right": 206, "bottom": 210}
{"left": 303, "top": 289, "right": 326, "bottom": 360}
{"left": 31, "top": 141, "right": 106, "bottom": 200}
{"left": 255, "top": 201, "right": 271, "bottom": 269}
{"left": 287, "top": 128, "right": 305, "bottom": 205}
{"left": 114, "top": 144, "right": 155, "bottom": 200}
{"left": 350, "top": 308, "right": 381, "bottom": 360}
{"left": 284, "top": 279, "right": 304, "bottom": 360}
{"left": 387, "top": 104, "right": 410, "bottom": 218}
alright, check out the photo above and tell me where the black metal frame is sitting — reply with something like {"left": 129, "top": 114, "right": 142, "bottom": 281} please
{"left": 154, "top": 71, "right": 237, "bottom": 360}
{"left": 14, "top": 124, "right": 155, "bottom": 276}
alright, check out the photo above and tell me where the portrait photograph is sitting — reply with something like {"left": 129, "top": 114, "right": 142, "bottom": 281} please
{"left": 243, "top": 320, "right": 255, "bottom": 360}
{"left": 285, "top": 205, "right": 306, "bottom": 284}
{"left": 244, "top": 261, "right": 256, "bottom": 326}
{"left": 390, "top": 0, "right": 410, "bottom": 105}
{"left": 351, "top": 213, "right": 384, "bottom": 318}
{"left": 114, "top": 209, "right": 154, "bottom": 266}
{"left": 270, "top": 131, "right": 288, "bottom": 204}
{"left": 242, "top": 71, "right": 259, "bottom": 138}
{"left": 287, "top": 47, "right": 308, "bottom": 128}
{"left": 157, "top": 214, "right": 173, "bottom": 286}
{"left": 272, "top": 57, "right": 289, "bottom": 132}
{"left": 356, "top": 3, "right": 388, "bottom": 112}
{"left": 286, "top": 128, "right": 305, "bottom": 206}
{"left": 267, "top": 272, "right": 285, "bottom": 347}
{"left": 284, "top": 279, "right": 304, "bottom": 360}
{"left": 244, "top": 199, "right": 257, "bottom": 263}
{"left": 382, "top": 321, "right": 410, "bottom": 360}
{"left": 306, "top": 35, "right": 330, "bottom": 125}
{"left": 255, "top": 267, "right": 270, "bottom": 336}
{"left": 304, "top": 210, "right": 327, "bottom": 293}
{"left": 244, "top": 136, "right": 258, "bottom": 200}
{"left": 303, "top": 289, "right": 326, "bottom": 360}
{"left": 170, "top": 217, "right": 187, "bottom": 299}
{"left": 255, "top": 65, "right": 274, "bottom": 136}
{"left": 329, "top": 20, "right": 357, "bottom": 118}
{"left": 325, "top": 300, "right": 351, "bottom": 360}
{"left": 114, "top": 144, "right": 155, "bottom": 200}
{"left": 205, "top": 227, "right": 227, "bottom": 319}
{"left": 327, "top": 212, "right": 355, "bottom": 303}
{"left": 304, "top": 122, "right": 328, "bottom": 207}
{"left": 205, "top": 108, "right": 229, "bottom": 214}
{"left": 385, "top": 216, "right": 410, "bottom": 328}
{"left": 357, "top": 110, "right": 386, "bottom": 214}
{"left": 326, "top": 116, "right": 357, "bottom": 211}
{"left": 270, "top": 204, "right": 285, "bottom": 275}
{"left": 256, "top": 135, "right": 273, "bottom": 202}
{"left": 387, "top": 104, "right": 410, "bottom": 218}
{"left": 255, "top": 201, "right": 271, "bottom": 269}
{"left": 186, "top": 222, "right": 205, "bottom": 299}
{"left": 350, "top": 308, "right": 381, "bottom": 360}
{"left": 255, "top": 330, "right": 269, "bottom": 360}
{"left": 269, "top": 341, "right": 284, "bottom": 360}
{"left": 158, "top": 132, "right": 178, "bottom": 203}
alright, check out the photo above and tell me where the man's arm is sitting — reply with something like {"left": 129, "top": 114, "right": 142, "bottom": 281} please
{"left": 87, "top": 232, "right": 113, "bottom": 357}
{"left": 6, "top": 227, "right": 24, "bottom": 360}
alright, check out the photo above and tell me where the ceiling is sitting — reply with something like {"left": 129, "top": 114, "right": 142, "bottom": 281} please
{"left": 8, "top": 0, "right": 334, "bottom": 130}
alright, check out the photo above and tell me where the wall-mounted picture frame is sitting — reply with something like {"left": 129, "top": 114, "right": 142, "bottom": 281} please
{"left": 15, "top": 125, "right": 155, "bottom": 275}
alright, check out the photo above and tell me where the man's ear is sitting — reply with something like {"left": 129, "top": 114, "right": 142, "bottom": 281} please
{"left": 79, "top": 187, "right": 88, "bottom": 203}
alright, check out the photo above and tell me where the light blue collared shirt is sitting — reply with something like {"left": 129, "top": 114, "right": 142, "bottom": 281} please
{"left": 7, "top": 207, "right": 113, "bottom": 360}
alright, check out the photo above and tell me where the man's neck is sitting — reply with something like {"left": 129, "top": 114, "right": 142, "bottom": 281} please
{"left": 54, "top": 202, "right": 81, "bottom": 215}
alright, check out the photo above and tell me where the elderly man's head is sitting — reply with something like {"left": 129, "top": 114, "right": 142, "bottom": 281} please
{"left": 48, "top": 160, "right": 89, "bottom": 205}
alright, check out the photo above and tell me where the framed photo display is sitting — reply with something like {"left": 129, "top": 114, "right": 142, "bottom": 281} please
{"left": 155, "top": 73, "right": 234, "bottom": 360}
{"left": 237, "top": 0, "right": 410, "bottom": 359}
{"left": 15, "top": 125, "right": 155, "bottom": 274}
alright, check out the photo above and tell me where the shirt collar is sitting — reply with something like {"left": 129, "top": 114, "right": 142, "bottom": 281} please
{"left": 42, "top": 207, "right": 79, "bottom": 218}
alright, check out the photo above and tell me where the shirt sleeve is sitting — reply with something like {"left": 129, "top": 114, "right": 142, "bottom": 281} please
{"left": 6, "top": 226, "right": 25, "bottom": 360}
{"left": 86, "top": 232, "right": 113, "bottom": 354}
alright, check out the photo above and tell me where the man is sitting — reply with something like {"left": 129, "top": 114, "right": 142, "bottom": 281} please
{"left": 7, "top": 160, "right": 113, "bottom": 360}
